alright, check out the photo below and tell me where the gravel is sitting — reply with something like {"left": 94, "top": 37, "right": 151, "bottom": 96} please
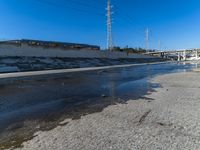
{"left": 14, "top": 71, "right": 200, "bottom": 150}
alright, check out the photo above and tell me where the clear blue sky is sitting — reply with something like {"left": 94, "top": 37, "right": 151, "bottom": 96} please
{"left": 0, "top": 0, "right": 200, "bottom": 50}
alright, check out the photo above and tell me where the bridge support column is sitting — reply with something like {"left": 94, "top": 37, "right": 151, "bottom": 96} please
{"left": 196, "top": 50, "right": 198, "bottom": 59}
{"left": 183, "top": 50, "right": 186, "bottom": 61}
{"left": 159, "top": 52, "right": 164, "bottom": 58}
{"left": 177, "top": 52, "right": 181, "bottom": 61}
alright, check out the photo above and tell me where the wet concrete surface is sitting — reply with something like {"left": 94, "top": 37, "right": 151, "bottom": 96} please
{"left": 0, "top": 62, "right": 197, "bottom": 149}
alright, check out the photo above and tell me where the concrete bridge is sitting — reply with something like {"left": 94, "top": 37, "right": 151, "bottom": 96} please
{"left": 147, "top": 49, "right": 200, "bottom": 61}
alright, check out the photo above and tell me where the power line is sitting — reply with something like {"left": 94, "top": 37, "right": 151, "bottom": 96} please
{"left": 34, "top": 0, "right": 105, "bottom": 16}
{"left": 60, "top": 0, "right": 104, "bottom": 11}
{"left": 111, "top": 3, "right": 149, "bottom": 48}
{"left": 34, "top": 0, "right": 144, "bottom": 34}
{"left": 113, "top": 3, "right": 146, "bottom": 30}
{"left": 32, "top": 0, "right": 154, "bottom": 49}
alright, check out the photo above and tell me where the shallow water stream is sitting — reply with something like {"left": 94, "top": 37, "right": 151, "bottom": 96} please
{"left": 0, "top": 61, "right": 198, "bottom": 149}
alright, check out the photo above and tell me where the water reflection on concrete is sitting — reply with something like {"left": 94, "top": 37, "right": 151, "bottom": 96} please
{"left": 0, "top": 62, "right": 198, "bottom": 149}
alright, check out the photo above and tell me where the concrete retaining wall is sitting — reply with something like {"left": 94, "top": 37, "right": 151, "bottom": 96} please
{"left": 0, "top": 44, "right": 155, "bottom": 59}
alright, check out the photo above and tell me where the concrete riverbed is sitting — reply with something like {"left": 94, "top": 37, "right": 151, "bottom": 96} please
{"left": 0, "top": 62, "right": 200, "bottom": 149}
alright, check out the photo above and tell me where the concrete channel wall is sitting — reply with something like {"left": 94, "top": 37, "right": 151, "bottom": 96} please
{"left": 0, "top": 44, "right": 155, "bottom": 59}
{"left": 0, "top": 44, "right": 165, "bottom": 73}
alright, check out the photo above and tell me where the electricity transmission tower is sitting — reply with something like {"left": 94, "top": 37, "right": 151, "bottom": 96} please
{"left": 107, "top": 0, "right": 113, "bottom": 51}
{"left": 158, "top": 39, "right": 161, "bottom": 51}
{"left": 145, "top": 28, "right": 149, "bottom": 52}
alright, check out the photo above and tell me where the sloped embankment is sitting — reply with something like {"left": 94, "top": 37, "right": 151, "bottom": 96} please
{"left": 0, "top": 57, "right": 165, "bottom": 73}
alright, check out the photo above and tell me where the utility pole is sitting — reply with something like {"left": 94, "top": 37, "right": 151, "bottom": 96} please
{"left": 145, "top": 28, "right": 149, "bottom": 52}
{"left": 107, "top": 0, "right": 113, "bottom": 51}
